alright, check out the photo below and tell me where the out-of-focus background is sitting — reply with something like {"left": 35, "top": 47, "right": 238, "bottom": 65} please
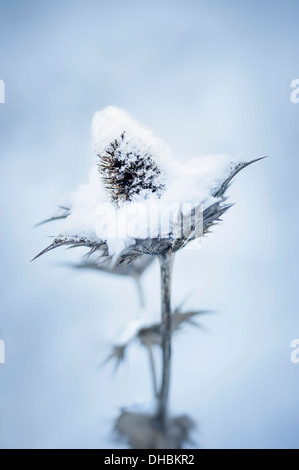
{"left": 0, "top": 0, "right": 298, "bottom": 449}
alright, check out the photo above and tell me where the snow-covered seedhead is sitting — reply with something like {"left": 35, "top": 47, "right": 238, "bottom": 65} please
{"left": 98, "top": 131, "right": 165, "bottom": 205}
{"left": 33, "top": 106, "right": 265, "bottom": 264}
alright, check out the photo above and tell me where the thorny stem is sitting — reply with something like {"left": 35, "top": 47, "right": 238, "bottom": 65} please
{"left": 157, "top": 251, "right": 174, "bottom": 429}
{"left": 147, "top": 344, "right": 158, "bottom": 399}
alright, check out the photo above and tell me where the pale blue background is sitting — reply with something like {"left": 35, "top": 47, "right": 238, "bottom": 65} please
{"left": 0, "top": 0, "right": 298, "bottom": 448}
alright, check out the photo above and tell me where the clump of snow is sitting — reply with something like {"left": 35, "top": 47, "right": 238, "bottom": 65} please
{"left": 92, "top": 106, "right": 172, "bottom": 176}
{"left": 165, "top": 154, "right": 238, "bottom": 207}
{"left": 59, "top": 106, "right": 242, "bottom": 258}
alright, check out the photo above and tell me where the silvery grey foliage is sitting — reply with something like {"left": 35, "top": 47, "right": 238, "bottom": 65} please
{"left": 34, "top": 205, "right": 154, "bottom": 307}
{"left": 33, "top": 107, "right": 265, "bottom": 448}
{"left": 73, "top": 255, "right": 154, "bottom": 307}
{"left": 33, "top": 206, "right": 71, "bottom": 227}
{"left": 32, "top": 157, "right": 264, "bottom": 264}
{"left": 106, "top": 307, "right": 210, "bottom": 367}
{"left": 105, "top": 306, "right": 211, "bottom": 401}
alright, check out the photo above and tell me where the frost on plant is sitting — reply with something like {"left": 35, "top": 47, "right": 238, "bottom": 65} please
{"left": 33, "top": 105, "right": 265, "bottom": 448}
{"left": 98, "top": 132, "right": 165, "bottom": 205}
{"left": 33, "top": 106, "right": 264, "bottom": 264}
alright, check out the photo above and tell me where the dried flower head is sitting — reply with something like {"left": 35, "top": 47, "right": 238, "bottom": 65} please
{"left": 98, "top": 132, "right": 165, "bottom": 205}
{"left": 32, "top": 106, "right": 265, "bottom": 444}
{"left": 33, "top": 106, "right": 265, "bottom": 265}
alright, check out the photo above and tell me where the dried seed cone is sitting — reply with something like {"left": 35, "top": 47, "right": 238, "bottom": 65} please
{"left": 98, "top": 132, "right": 165, "bottom": 205}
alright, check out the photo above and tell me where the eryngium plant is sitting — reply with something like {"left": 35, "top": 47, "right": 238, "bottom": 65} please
{"left": 106, "top": 306, "right": 211, "bottom": 398}
{"left": 33, "top": 106, "right": 265, "bottom": 439}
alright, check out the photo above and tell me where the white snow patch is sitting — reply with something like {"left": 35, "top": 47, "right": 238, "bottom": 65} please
{"left": 92, "top": 105, "right": 172, "bottom": 177}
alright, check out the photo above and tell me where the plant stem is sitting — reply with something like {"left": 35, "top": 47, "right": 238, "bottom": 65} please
{"left": 147, "top": 344, "right": 158, "bottom": 398}
{"left": 134, "top": 276, "right": 145, "bottom": 309}
{"left": 157, "top": 251, "right": 173, "bottom": 429}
